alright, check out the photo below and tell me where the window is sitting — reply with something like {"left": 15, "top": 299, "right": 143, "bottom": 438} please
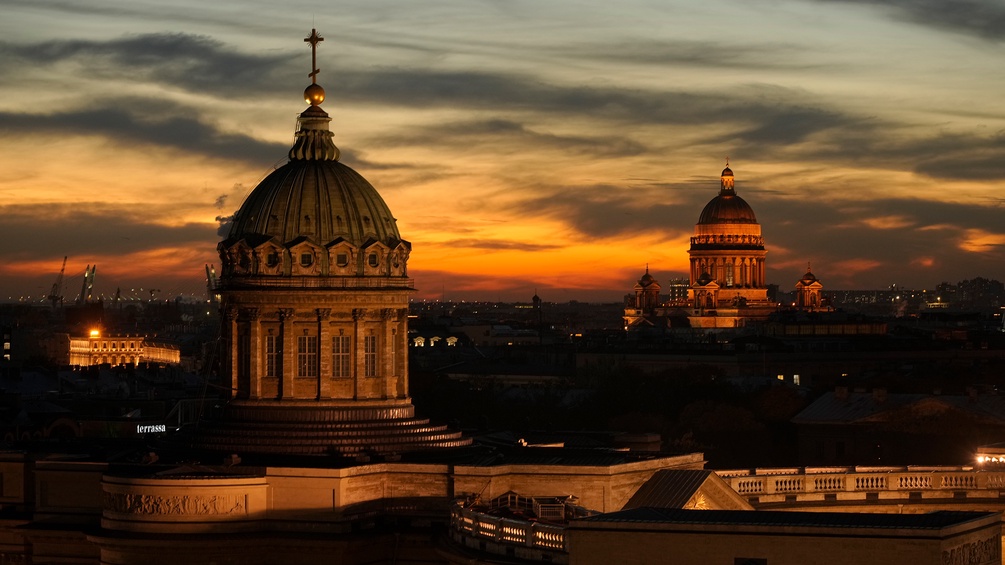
{"left": 267, "top": 251, "right": 280, "bottom": 267}
{"left": 336, "top": 253, "right": 349, "bottom": 267}
{"left": 265, "top": 333, "right": 278, "bottom": 378}
{"left": 300, "top": 252, "right": 313, "bottom": 267}
{"left": 297, "top": 334, "right": 318, "bottom": 378}
{"left": 332, "top": 334, "right": 351, "bottom": 378}
{"left": 364, "top": 332, "right": 378, "bottom": 377}
{"left": 368, "top": 253, "right": 379, "bottom": 267}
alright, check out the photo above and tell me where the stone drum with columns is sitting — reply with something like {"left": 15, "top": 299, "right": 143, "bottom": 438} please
{"left": 201, "top": 29, "right": 469, "bottom": 457}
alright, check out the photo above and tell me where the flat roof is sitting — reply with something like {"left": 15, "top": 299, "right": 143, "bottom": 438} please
{"left": 575, "top": 508, "right": 998, "bottom": 531}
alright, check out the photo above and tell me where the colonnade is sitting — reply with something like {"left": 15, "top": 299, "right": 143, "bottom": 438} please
{"left": 690, "top": 256, "right": 766, "bottom": 288}
{"left": 224, "top": 305, "right": 408, "bottom": 401}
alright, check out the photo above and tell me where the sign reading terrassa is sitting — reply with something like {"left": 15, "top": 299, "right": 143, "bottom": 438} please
{"left": 136, "top": 424, "right": 166, "bottom": 434}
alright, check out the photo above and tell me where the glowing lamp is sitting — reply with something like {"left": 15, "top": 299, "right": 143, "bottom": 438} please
{"left": 89, "top": 329, "right": 100, "bottom": 337}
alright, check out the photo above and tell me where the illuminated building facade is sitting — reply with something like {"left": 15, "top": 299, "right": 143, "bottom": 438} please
{"left": 687, "top": 165, "right": 776, "bottom": 328}
{"left": 67, "top": 331, "right": 180, "bottom": 366}
{"left": 794, "top": 265, "right": 826, "bottom": 311}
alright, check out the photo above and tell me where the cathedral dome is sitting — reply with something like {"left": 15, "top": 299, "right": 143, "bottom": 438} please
{"left": 697, "top": 163, "right": 757, "bottom": 225}
{"left": 227, "top": 100, "right": 401, "bottom": 249}
{"left": 697, "top": 192, "right": 758, "bottom": 224}
{"left": 219, "top": 53, "right": 409, "bottom": 281}
{"left": 227, "top": 158, "right": 400, "bottom": 247}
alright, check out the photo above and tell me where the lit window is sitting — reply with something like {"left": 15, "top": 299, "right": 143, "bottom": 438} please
{"left": 332, "top": 334, "right": 351, "bottom": 378}
{"left": 297, "top": 334, "right": 318, "bottom": 378}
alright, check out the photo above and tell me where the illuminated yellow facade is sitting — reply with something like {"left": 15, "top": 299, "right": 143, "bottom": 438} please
{"left": 68, "top": 331, "right": 180, "bottom": 367}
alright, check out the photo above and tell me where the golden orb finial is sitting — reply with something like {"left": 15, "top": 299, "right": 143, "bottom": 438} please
{"left": 304, "top": 83, "right": 326, "bottom": 106}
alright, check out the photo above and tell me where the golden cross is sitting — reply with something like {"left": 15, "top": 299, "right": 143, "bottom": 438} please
{"left": 305, "top": 28, "right": 324, "bottom": 84}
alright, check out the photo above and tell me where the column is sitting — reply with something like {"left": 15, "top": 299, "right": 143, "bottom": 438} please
{"left": 353, "top": 308, "right": 366, "bottom": 400}
{"left": 398, "top": 308, "right": 409, "bottom": 398}
{"left": 317, "top": 308, "right": 331, "bottom": 400}
{"left": 224, "top": 306, "right": 238, "bottom": 400}
{"left": 381, "top": 308, "right": 396, "bottom": 399}
{"left": 279, "top": 308, "right": 295, "bottom": 400}
{"left": 247, "top": 308, "right": 262, "bottom": 399}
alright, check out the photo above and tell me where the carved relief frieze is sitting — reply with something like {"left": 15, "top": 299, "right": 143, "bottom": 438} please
{"left": 104, "top": 492, "right": 247, "bottom": 516}
{"left": 316, "top": 308, "right": 332, "bottom": 321}
{"left": 942, "top": 535, "right": 1000, "bottom": 565}
{"left": 240, "top": 307, "right": 260, "bottom": 321}
{"left": 278, "top": 308, "right": 296, "bottom": 321}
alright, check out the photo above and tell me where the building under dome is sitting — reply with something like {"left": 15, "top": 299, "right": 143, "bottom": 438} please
{"left": 199, "top": 29, "right": 470, "bottom": 457}
{"left": 687, "top": 164, "right": 776, "bottom": 328}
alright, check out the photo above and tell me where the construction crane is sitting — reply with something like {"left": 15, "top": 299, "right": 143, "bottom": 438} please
{"left": 47, "top": 256, "right": 67, "bottom": 309}
{"left": 76, "top": 265, "right": 96, "bottom": 305}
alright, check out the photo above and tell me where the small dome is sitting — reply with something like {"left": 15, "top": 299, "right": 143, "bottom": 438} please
{"left": 798, "top": 267, "right": 819, "bottom": 286}
{"left": 721, "top": 166, "right": 733, "bottom": 177}
{"left": 697, "top": 192, "right": 757, "bottom": 224}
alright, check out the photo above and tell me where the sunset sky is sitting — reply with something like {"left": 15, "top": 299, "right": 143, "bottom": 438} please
{"left": 2, "top": 0, "right": 1004, "bottom": 303}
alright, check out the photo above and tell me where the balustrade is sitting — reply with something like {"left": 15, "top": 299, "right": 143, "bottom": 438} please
{"left": 449, "top": 501, "right": 568, "bottom": 553}
{"left": 719, "top": 468, "right": 1005, "bottom": 502}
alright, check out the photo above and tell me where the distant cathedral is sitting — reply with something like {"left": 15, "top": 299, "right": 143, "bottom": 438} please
{"left": 625, "top": 164, "right": 823, "bottom": 332}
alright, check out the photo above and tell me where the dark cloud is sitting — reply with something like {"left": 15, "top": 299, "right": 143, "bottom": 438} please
{"left": 377, "top": 119, "right": 647, "bottom": 158}
{"left": 7, "top": 34, "right": 999, "bottom": 184}
{"left": 811, "top": 0, "right": 1005, "bottom": 41}
{"left": 755, "top": 196, "right": 1005, "bottom": 288}
{"left": 0, "top": 203, "right": 217, "bottom": 261}
{"left": 216, "top": 215, "right": 235, "bottom": 238}
{"left": 0, "top": 34, "right": 296, "bottom": 98}
{"left": 433, "top": 239, "right": 563, "bottom": 252}
{"left": 565, "top": 39, "right": 830, "bottom": 70}
{"left": 492, "top": 182, "right": 707, "bottom": 239}
{"left": 0, "top": 98, "right": 287, "bottom": 166}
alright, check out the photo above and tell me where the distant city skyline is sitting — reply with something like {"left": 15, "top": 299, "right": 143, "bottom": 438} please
{"left": 2, "top": 0, "right": 1004, "bottom": 303}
